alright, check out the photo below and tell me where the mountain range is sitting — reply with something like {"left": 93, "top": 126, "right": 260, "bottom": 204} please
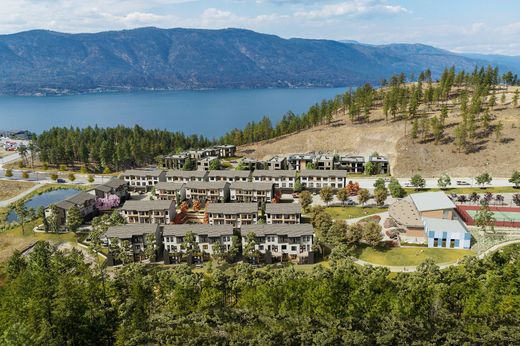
{"left": 0, "top": 27, "right": 518, "bottom": 95}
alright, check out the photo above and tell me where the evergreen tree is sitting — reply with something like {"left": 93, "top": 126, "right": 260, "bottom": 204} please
{"left": 66, "top": 205, "right": 83, "bottom": 232}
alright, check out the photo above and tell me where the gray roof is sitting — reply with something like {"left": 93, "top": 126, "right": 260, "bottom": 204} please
{"left": 121, "top": 200, "right": 174, "bottom": 211}
{"left": 340, "top": 156, "right": 365, "bottom": 163}
{"left": 185, "top": 181, "right": 229, "bottom": 190}
{"left": 55, "top": 200, "right": 76, "bottom": 210}
{"left": 105, "top": 224, "right": 159, "bottom": 239}
{"left": 410, "top": 192, "right": 456, "bottom": 212}
{"left": 162, "top": 224, "right": 233, "bottom": 237}
{"left": 230, "top": 182, "right": 274, "bottom": 191}
{"left": 269, "top": 156, "right": 286, "bottom": 162}
{"left": 369, "top": 156, "right": 388, "bottom": 163}
{"left": 95, "top": 184, "right": 112, "bottom": 193}
{"left": 123, "top": 169, "right": 164, "bottom": 177}
{"left": 214, "top": 144, "right": 236, "bottom": 149}
{"left": 166, "top": 170, "right": 208, "bottom": 179}
{"left": 155, "top": 182, "right": 185, "bottom": 191}
{"left": 241, "top": 224, "right": 314, "bottom": 237}
{"left": 252, "top": 170, "right": 296, "bottom": 178}
{"left": 265, "top": 203, "right": 302, "bottom": 214}
{"left": 207, "top": 203, "right": 258, "bottom": 214}
{"left": 208, "top": 170, "right": 251, "bottom": 178}
{"left": 422, "top": 217, "right": 468, "bottom": 234}
{"left": 64, "top": 191, "right": 96, "bottom": 205}
{"left": 103, "top": 178, "right": 128, "bottom": 189}
{"left": 300, "top": 169, "right": 346, "bottom": 178}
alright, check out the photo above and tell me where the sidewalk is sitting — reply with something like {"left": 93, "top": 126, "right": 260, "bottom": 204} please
{"left": 0, "top": 182, "right": 44, "bottom": 207}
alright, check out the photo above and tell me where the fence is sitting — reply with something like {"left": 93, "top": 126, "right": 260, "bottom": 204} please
{"left": 456, "top": 205, "right": 520, "bottom": 228}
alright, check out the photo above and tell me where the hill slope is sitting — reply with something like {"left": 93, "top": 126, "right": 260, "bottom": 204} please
{"left": 0, "top": 27, "right": 490, "bottom": 95}
{"left": 238, "top": 86, "right": 520, "bottom": 178}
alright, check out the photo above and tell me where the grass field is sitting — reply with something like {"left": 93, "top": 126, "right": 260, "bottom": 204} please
{"left": 0, "top": 180, "right": 37, "bottom": 201}
{"left": 356, "top": 246, "right": 474, "bottom": 266}
{"left": 0, "top": 219, "right": 77, "bottom": 264}
{"left": 325, "top": 206, "right": 387, "bottom": 220}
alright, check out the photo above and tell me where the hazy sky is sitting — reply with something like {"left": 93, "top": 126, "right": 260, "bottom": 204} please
{"left": 1, "top": 0, "right": 519, "bottom": 55}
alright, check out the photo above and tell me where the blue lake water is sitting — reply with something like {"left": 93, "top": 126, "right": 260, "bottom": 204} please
{"left": 7, "top": 188, "right": 80, "bottom": 222}
{"left": 0, "top": 87, "right": 347, "bottom": 137}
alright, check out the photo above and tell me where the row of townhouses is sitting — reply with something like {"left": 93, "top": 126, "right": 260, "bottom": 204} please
{"left": 123, "top": 168, "right": 354, "bottom": 193}
{"left": 45, "top": 178, "right": 130, "bottom": 228}
{"left": 241, "top": 153, "right": 389, "bottom": 174}
{"left": 161, "top": 145, "right": 237, "bottom": 170}
{"left": 104, "top": 222, "right": 314, "bottom": 264}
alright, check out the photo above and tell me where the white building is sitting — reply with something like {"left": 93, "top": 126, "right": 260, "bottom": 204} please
{"left": 104, "top": 223, "right": 161, "bottom": 261}
{"left": 162, "top": 224, "right": 234, "bottom": 254}
{"left": 208, "top": 170, "right": 251, "bottom": 182}
{"left": 154, "top": 182, "right": 186, "bottom": 202}
{"left": 299, "top": 170, "right": 346, "bottom": 189}
{"left": 166, "top": 170, "right": 208, "bottom": 183}
{"left": 229, "top": 182, "right": 275, "bottom": 204}
{"left": 252, "top": 170, "right": 296, "bottom": 190}
{"left": 241, "top": 224, "right": 314, "bottom": 260}
{"left": 184, "top": 181, "right": 230, "bottom": 203}
{"left": 207, "top": 203, "right": 258, "bottom": 229}
{"left": 265, "top": 203, "right": 302, "bottom": 224}
{"left": 122, "top": 169, "right": 166, "bottom": 191}
{"left": 120, "top": 200, "right": 176, "bottom": 224}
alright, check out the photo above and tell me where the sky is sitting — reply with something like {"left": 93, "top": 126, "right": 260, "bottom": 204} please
{"left": 1, "top": 0, "right": 520, "bottom": 55}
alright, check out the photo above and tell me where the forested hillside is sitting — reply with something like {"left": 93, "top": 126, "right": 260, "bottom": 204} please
{"left": 0, "top": 242, "right": 519, "bottom": 345}
{"left": 0, "top": 27, "right": 499, "bottom": 95}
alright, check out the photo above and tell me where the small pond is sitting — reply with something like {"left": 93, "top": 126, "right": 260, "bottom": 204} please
{"left": 7, "top": 188, "right": 80, "bottom": 222}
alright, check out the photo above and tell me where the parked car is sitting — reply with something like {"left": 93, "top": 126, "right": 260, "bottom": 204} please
{"left": 456, "top": 180, "right": 471, "bottom": 186}
{"left": 56, "top": 178, "right": 66, "bottom": 183}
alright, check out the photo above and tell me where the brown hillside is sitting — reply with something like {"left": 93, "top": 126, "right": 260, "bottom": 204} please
{"left": 238, "top": 86, "right": 520, "bottom": 177}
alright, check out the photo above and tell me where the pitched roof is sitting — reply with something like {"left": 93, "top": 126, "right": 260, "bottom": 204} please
{"left": 208, "top": 170, "right": 251, "bottom": 178}
{"left": 300, "top": 169, "right": 346, "bottom": 178}
{"left": 207, "top": 203, "right": 258, "bottom": 214}
{"left": 265, "top": 203, "right": 302, "bottom": 214}
{"left": 94, "top": 184, "right": 112, "bottom": 193}
{"left": 410, "top": 192, "right": 455, "bottom": 212}
{"left": 230, "top": 182, "right": 274, "bottom": 191}
{"left": 185, "top": 181, "right": 229, "bottom": 190}
{"left": 123, "top": 169, "right": 164, "bottom": 177}
{"left": 121, "top": 200, "right": 174, "bottom": 211}
{"left": 155, "top": 182, "right": 185, "bottom": 191}
{"left": 252, "top": 170, "right": 296, "bottom": 178}
{"left": 55, "top": 200, "right": 76, "bottom": 210}
{"left": 166, "top": 170, "right": 208, "bottom": 179}
{"left": 105, "top": 224, "right": 159, "bottom": 239}
{"left": 241, "top": 224, "right": 314, "bottom": 237}
{"left": 64, "top": 191, "right": 96, "bottom": 205}
{"left": 103, "top": 178, "right": 128, "bottom": 189}
{"left": 162, "top": 224, "right": 233, "bottom": 237}
{"left": 422, "top": 217, "right": 468, "bottom": 234}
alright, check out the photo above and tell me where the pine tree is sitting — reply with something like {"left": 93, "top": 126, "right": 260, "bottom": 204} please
{"left": 66, "top": 205, "right": 83, "bottom": 232}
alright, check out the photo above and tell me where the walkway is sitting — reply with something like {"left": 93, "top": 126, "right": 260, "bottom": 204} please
{"left": 0, "top": 182, "right": 44, "bottom": 207}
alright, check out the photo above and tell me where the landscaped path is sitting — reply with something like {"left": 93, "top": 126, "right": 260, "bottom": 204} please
{"left": 352, "top": 239, "right": 520, "bottom": 272}
{"left": 0, "top": 182, "right": 44, "bottom": 207}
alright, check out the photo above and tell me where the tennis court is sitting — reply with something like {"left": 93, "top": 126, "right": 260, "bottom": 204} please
{"left": 456, "top": 205, "right": 520, "bottom": 228}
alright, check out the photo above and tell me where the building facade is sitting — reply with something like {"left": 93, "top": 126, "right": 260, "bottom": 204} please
{"left": 299, "top": 170, "right": 346, "bottom": 189}
{"left": 121, "top": 200, "right": 176, "bottom": 224}
{"left": 229, "top": 182, "right": 275, "bottom": 204}
{"left": 265, "top": 203, "right": 302, "bottom": 224}
{"left": 122, "top": 169, "right": 166, "bottom": 191}
{"left": 184, "top": 181, "right": 230, "bottom": 203}
{"left": 207, "top": 203, "right": 258, "bottom": 229}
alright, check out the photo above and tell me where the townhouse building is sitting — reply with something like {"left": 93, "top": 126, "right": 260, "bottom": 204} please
{"left": 299, "top": 170, "right": 346, "bottom": 189}
{"left": 252, "top": 170, "right": 296, "bottom": 191}
{"left": 368, "top": 155, "right": 390, "bottom": 174}
{"left": 336, "top": 156, "right": 365, "bottom": 173}
{"left": 214, "top": 144, "right": 237, "bottom": 158}
{"left": 93, "top": 178, "right": 130, "bottom": 201}
{"left": 265, "top": 203, "right": 302, "bottom": 224}
{"left": 166, "top": 170, "right": 208, "bottom": 183}
{"left": 240, "top": 157, "right": 265, "bottom": 171}
{"left": 315, "top": 154, "right": 335, "bottom": 170}
{"left": 122, "top": 169, "right": 166, "bottom": 191}
{"left": 267, "top": 156, "right": 288, "bottom": 170}
{"left": 120, "top": 200, "right": 176, "bottom": 224}
{"left": 162, "top": 224, "right": 234, "bottom": 254}
{"left": 287, "top": 154, "right": 316, "bottom": 170}
{"left": 241, "top": 224, "right": 314, "bottom": 262}
{"left": 162, "top": 153, "right": 189, "bottom": 170}
{"left": 184, "top": 181, "right": 230, "bottom": 203}
{"left": 207, "top": 203, "right": 258, "bottom": 229}
{"left": 154, "top": 182, "right": 186, "bottom": 203}
{"left": 208, "top": 170, "right": 251, "bottom": 182}
{"left": 104, "top": 223, "right": 161, "bottom": 263}
{"left": 45, "top": 191, "right": 97, "bottom": 228}
{"left": 197, "top": 156, "right": 219, "bottom": 171}
{"left": 229, "top": 182, "right": 275, "bottom": 204}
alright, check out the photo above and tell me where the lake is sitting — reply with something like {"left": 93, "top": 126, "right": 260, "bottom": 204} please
{"left": 0, "top": 87, "right": 347, "bottom": 137}
{"left": 7, "top": 188, "right": 80, "bottom": 222}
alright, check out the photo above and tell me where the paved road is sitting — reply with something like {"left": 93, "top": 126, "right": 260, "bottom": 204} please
{"left": 0, "top": 183, "right": 44, "bottom": 207}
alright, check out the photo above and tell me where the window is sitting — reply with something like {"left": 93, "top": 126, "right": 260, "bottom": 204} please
{"left": 281, "top": 245, "right": 287, "bottom": 250}
{"left": 291, "top": 246, "right": 297, "bottom": 251}
{"left": 449, "top": 239, "right": 455, "bottom": 248}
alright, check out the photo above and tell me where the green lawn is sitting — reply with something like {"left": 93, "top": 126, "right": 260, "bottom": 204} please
{"left": 325, "top": 206, "right": 387, "bottom": 220}
{"left": 356, "top": 246, "right": 475, "bottom": 266}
